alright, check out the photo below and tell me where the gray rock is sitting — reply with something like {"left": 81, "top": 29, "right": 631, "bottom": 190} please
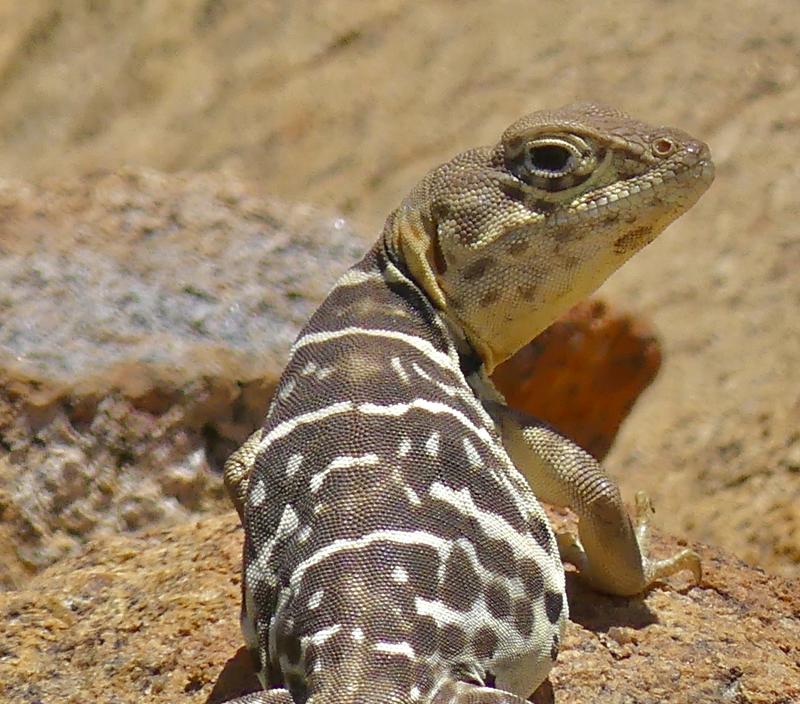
{"left": 0, "top": 169, "right": 366, "bottom": 586}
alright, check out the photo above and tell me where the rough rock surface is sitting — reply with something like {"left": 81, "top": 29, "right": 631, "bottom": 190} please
{"left": 0, "top": 0, "right": 797, "bottom": 577}
{"left": 0, "top": 170, "right": 365, "bottom": 587}
{"left": 0, "top": 511, "right": 796, "bottom": 704}
{"left": 0, "top": 169, "right": 364, "bottom": 386}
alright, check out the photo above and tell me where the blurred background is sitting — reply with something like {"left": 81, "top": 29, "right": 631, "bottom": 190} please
{"left": 0, "top": 0, "right": 797, "bottom": 588}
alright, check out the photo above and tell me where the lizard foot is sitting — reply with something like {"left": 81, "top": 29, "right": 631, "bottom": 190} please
{"left": 555, "top": 491, "right": 701, "bottom": 595}
{"left": 633, "top": 491, "right": 702, "bottom": 588}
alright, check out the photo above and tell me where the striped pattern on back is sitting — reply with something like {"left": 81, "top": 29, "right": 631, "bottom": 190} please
{"left": 240, "top": 244, "right": 567, "bottom": 704}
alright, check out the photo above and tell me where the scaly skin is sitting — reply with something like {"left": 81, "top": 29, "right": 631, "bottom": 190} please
{"left": 390, "top": 102, "right": 714, "bottom": 372}
{"left": 223, "top": 103, "right": 714, "bottom": 703}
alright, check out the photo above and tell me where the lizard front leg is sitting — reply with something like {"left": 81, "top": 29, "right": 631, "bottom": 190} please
{"left": 223, "top": 428, "right": 264, "bottom": 522}
{"left": 486, "top": 401, "right": 701, "bottom": 596}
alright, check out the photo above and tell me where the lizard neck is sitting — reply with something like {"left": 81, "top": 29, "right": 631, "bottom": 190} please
{"left": 364, "top": 238, "right": 483, "bottom": 380}
{"left": 382, "top": 196, "right": 523, "bottom": 374}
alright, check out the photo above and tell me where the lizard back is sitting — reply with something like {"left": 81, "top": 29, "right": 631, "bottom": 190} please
{"left": 241, "top": 245, "right": 567, "bottom": 703}
{"left": 228, "top": 102, "right": 713, "bottom": 704}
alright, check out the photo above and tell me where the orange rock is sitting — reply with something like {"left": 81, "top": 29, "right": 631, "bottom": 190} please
{"left": 493, "top": 300, "right": 662, "bottom": 460}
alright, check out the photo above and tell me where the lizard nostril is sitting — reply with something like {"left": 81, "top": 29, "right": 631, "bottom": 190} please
{"left": 684, "top": 139, "right": 711, "bottom": 160}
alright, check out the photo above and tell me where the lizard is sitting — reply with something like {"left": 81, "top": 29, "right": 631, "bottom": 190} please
{"left": 221, "top": 102, "right": 714, "bottom": 704}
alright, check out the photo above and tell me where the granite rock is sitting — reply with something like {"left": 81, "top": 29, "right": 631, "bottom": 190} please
{"left": 0, "top": 169, "right": 365, "bottom": 587}
{"left": 0, "top": 511, "right": 796, "bottom": 703}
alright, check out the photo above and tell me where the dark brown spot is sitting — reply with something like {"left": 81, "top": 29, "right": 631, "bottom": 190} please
{"left": 532, "top": 199, "right": 558, "bottom": 215}
{"left": 474, "top": 535, "right": 517, "bottom": 579}
{"left": 614, "top": 225, "right": 654, "bottom": 254}
{"left": 462, "top": 257, "right": 494, "bottom": 282}
{"left": 513, "top": 598, "right": 534, "bottom": 637}
{"left": 413, "top": 615, "right": 439, "bottom": 657}
{"left": 552, "top": 225, "right": 579, "bottom": 242}
{"left": 441, "top": 545, "right": 481, "bottom": 611}
{"left": 559, "top": 253, "right": 580, "bottom": 271}
{"left": 397, "top": 548, "right": 438, "bottom": 602}
{"left": 421, "top": 498, "right": 478, "bottom": 542}
{"left": 439, "top": 624, "right": 467, "bottom": 657}
{"left": 479, "top": 287, "right": 501, "bottom": 307}
{"left": 529, "top": 515, "right": 554, "bottom": 554}
{"left": 484, "top": 581, "right": 511, "bottom": 618}
{"left": 518, "top": 558, "right": 545, "bottom": 599}
{"left": 516, "top": 282, "right": 539, "bottom": 302}
{"left": 472, "top": 626, "right": 498, "bottom": 659}
{"left": 503, "top": 229, "right": 531, "bottom": 256}
{"left": 544, "top": 590, "right": 564, "bottom": 625}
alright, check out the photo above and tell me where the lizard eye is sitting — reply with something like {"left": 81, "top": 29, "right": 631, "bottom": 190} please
{"left": 506, "top": 135, "right": 598, "bottom": 192}
{"left": 651, "top": 137, "right": 676, "bottom": 157}
{"left": 527, "top": 144, "right": 574, "bottom": 174}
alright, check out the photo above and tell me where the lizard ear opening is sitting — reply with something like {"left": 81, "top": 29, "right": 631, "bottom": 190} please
{"left": 423, "top": 202, "right": 451, "bottom": 276}
{"left": 430, "top": 230, "right": 448, "bottom": 275}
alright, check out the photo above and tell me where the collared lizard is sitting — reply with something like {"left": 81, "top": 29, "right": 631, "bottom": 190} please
{"left": 221, "top": 102, "right": 714, "bottom": 703}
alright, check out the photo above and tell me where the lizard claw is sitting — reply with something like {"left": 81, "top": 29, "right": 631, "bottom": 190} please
{"left": 635, "top": 491, "right": 703, "bottom": 588}
{"left": 555, "top": 531, "right": 589, "bottom": 574}
{"left": 633, "top": 490, "right": 655, "bottom": 545}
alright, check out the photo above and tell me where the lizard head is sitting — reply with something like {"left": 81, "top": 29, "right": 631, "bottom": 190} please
{"left": 387, "top": 102, "right": 714, "bottom": 372}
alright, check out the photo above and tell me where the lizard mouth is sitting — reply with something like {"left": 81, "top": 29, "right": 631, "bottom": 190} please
{"left": 575, "top": 153, "right": 714, "bottom": 220}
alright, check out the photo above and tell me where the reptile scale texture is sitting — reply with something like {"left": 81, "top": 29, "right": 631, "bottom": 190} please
{"left": 221, "top": 103, "right": 715, "bottom": 703}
